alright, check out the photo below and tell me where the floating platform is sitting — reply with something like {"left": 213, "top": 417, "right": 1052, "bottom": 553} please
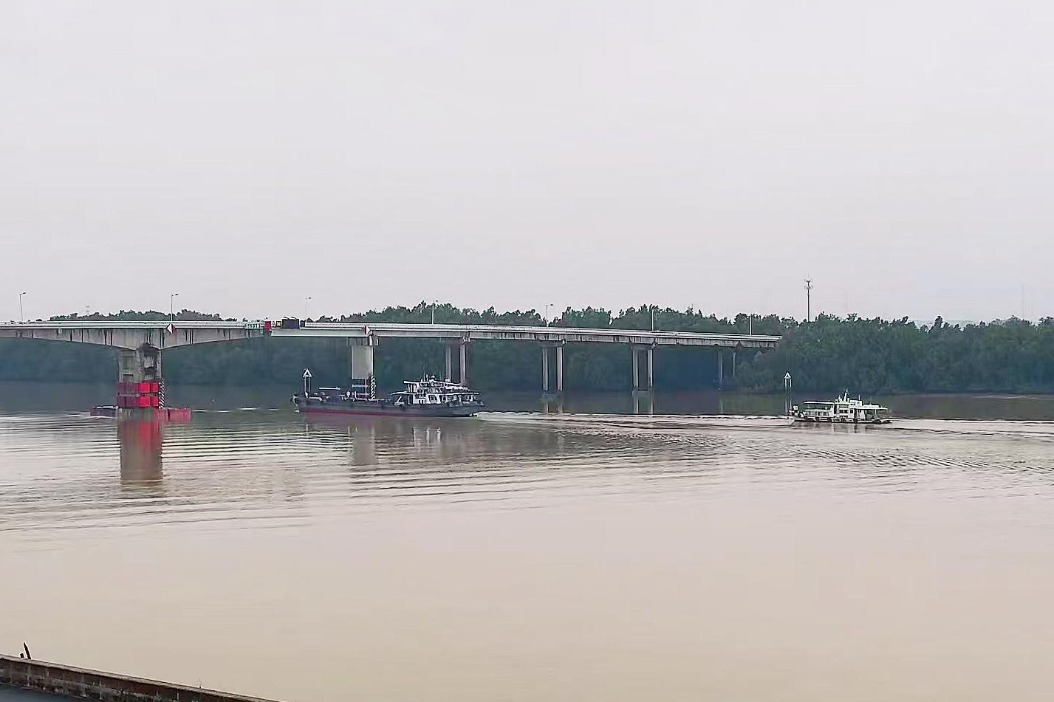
{"left": 89, "top": 406, "right": 193, "bottom": 422}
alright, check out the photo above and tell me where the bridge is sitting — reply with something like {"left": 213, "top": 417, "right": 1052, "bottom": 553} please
{"left": 0, "top": 320, "right": 781, "bottom": 395}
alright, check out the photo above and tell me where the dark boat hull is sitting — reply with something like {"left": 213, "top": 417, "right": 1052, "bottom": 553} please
{"left": 294, "top": 398, "right": 481, "bottom": 418}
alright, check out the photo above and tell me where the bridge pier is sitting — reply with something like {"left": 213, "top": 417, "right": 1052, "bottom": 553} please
{"left": 542, "top": 345, "right": 549, "bottom": 392}
{"left": 117, "top": 345, "right": 161, "bottom": 385}
{"left": 444, "top": 341, "right": 469, "bottom": 384}
{"left": 115, "top": 343, "right": 163, "bottom": 410}
{"left": 348, "top": 336, "right": 377, "bottom": 398}
{"left": 557, "top": 344, "right": 563, "bottom": 393}
{"left": 541, "top": 343, "right": 564, "bottom": 394}
{"left": 631, "top": 345, "right": 654, "bottom": 391}
{"left": 717, "top": 349, "right": 724, "bottom": 389}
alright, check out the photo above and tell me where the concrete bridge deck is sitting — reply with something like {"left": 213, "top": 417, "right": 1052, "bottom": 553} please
{"left": 0, "top": 320, "right": 780, "bottom": 393}
{"left": 293, "top": 322, "right": 781, "bottom": 348}
{"left": 0, "top": 319, "right": 780, "bottom": 350}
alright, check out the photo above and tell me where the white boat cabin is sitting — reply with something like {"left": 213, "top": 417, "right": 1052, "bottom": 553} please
{"left": 793, "top": 392, "right": 891, "bottom": 424}
{"left": 389, "top": 377, "right": 482, "bottom": 407}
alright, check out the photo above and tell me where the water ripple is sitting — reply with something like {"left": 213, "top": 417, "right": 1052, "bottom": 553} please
{"left": 3, "top": 412, "right": 1054, "bottom": 537}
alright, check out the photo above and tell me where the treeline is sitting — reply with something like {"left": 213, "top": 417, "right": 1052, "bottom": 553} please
{"left": 735, "top": 314, "right": 1054, "bottom": 394}
{"left": 2, "top": 304, "right": 1053, "bottom": 394}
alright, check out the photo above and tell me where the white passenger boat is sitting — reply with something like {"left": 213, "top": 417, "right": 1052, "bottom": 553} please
{"left": 791, "top": 392, "right": 892, "bottom": 424}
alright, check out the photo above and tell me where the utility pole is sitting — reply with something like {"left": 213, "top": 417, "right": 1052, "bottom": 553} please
{"left": 804, "top": 279, "right": 813, "bottom": 322}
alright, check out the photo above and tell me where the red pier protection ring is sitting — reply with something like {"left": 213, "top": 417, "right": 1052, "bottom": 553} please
{"left": 159, "top": 407, "right": 193, "bottom": 422}
{"left": 115, "top": 380, "right": 161, "bottom": 409}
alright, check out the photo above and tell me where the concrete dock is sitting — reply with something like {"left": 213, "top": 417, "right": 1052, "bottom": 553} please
{"left": 0, "top": 654, "right": 279, "bottom": 702}
{"left": 0, "top": 687, "right": 69, "bottom": 701}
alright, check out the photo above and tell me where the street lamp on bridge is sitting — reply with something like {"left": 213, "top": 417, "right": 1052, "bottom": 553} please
{"left": 169, "top": 293, "right": 179, "bottom": 322}
{"left": 18, "top": 292, "right": 26, "bottom": 322}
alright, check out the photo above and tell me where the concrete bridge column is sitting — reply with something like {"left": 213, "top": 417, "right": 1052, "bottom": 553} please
{"left": 348, "top": 336, "right": 377, "bottom": 398}
{"left": 556, "top": 344, "right": 564, "bottom": 393}
{"left": 647, "top": 346, "right": 654, "bottom": 391}
{"left": 445, "top": 342, "right": 469, "bottom": 384}
{"left": 541, "top": 343, "right": 565, "bottom": 394}
{"left": 542, "top": 345, "right": 550, "bottom": 393}
{"left": 117, "top": 345, "right": 161, "bottom": 385}
{"left": 459, "top": 341, "right": 468, "bottom": 385}
{"left": 631, "top": 347, "right": 639, "bottom": 390}
{"left": 630, "top": 345, "right": 655, "bottom": 391}
{"left": 716, "top": 349, "right": 724, "bottom": 389}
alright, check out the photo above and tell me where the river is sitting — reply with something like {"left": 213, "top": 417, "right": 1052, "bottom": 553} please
{"left": 3, "top": 383, "right": 1054, "bottom": 701}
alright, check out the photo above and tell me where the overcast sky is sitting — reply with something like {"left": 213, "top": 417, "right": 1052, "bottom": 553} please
{"left": 2, "top": 1, "right": 1052, "bottom": 323}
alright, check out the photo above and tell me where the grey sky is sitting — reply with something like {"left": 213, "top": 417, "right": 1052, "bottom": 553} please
{"left": 2, "top": 1, "right": 1051, "bottom": 323}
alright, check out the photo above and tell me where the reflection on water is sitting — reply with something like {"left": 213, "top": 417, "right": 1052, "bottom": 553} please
{"left": 6, "top": 387, "right": 1054, "bottom": 702}
{"left": 118, "top": 420, "right": 163, "bottom": 486}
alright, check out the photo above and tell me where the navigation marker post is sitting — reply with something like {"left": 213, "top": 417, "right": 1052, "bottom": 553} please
{"left": 303, "top": 368, "right": 313, "bottom": 396}
{"left": 784, "top": 372, "right": 793, "bottom": 416}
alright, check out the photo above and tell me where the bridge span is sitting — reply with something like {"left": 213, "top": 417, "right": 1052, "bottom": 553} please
{"left": 0, "top": 320, "right": 780, "bottom": 394}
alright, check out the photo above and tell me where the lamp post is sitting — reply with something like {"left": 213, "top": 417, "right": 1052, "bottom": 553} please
{"left": 18, "top": 292, "right": 26, "bottom": 322}
{"left": 804, "top": 279, "right": 813, "bottom": 322}
{"left": 431, "top": 301, "right": 437, "bottom": 325}
{"left": 169, "top": 293, "right": 179, "bottom": 322}
{"left": 650, "top": 305, "right": 656, "bottom": 332}
{"left": 545, "top": 303, "right": 554, "bottom": 326}
{"left": 304, "top": 296, "right": 312, "bottom": 320}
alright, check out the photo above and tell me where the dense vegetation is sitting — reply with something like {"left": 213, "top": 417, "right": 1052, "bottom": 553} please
{"left": 736, "top": 314, "right": 1054, "bottom": 394}
{"left": 2, "top": 304, "right": 1053, "bottom": 394}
